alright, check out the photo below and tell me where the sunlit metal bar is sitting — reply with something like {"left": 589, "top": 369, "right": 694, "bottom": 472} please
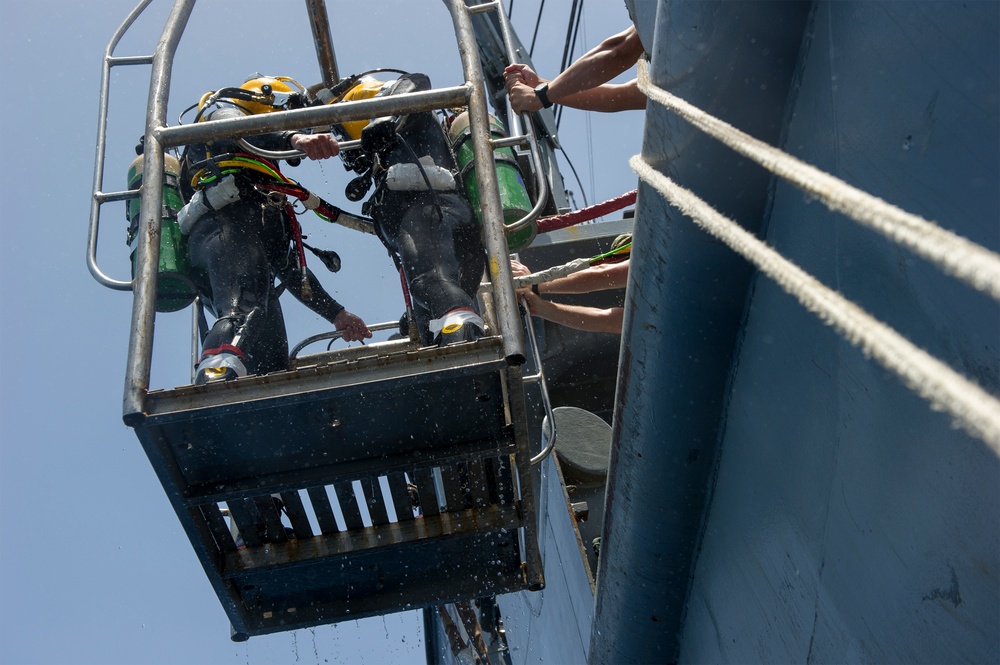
{"left": 123, "top": 0, "right": 195, "bottom": 422}
{"left": 446, "top": 0, "right": 525, "bottom": 365}
{"left": 155, "top": 87, "right": 469, "bottom": 148}
{"left": 87, "top": 0, "right": 156, "bottom": 291}
{"left": 305, "top": 0, "right": 339, "bottom": 87}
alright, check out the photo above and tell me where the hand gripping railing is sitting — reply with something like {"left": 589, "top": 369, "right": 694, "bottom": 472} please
{"left": 234, "top": 137, "right": 360, "bottom": 161}
{"left": 288, "top": 320, "right": 405, "bottom": 361}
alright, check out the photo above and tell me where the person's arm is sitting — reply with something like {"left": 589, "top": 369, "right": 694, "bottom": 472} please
{"left": 522, "top": 290, "right": 623, "bottom": 334}
{"left": 503, "top": 26, "right": 644, "bottom": 113}
{"left": 557, "top": 80, "right": 645, "bottom": 112}
{"left": 507, "top": 73, "right": 644, "bottom": 113}
{"left": 538, "top": 260, "right": 630, "bottom": 295}
{"left": 280, "top": 265, "right": 372, "bottom": 342}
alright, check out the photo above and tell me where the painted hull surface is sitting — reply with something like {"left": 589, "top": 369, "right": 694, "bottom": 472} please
{"left": 682, "top": 3, "right": 999, "bottom": 662}
{"left": 593, "top": 1, "right": 999, "bottom": 663}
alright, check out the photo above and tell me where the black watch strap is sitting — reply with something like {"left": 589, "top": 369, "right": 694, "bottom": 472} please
{"left": 534, "top": 83, "right": 554, "bottom": 109}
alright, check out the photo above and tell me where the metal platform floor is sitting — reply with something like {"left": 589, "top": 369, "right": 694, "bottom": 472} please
{"left": 133, "top": 335, "right": 542, "bottom": 639}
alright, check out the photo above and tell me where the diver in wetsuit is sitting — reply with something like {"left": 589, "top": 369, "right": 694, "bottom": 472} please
{"left": 337, "top": 72, "right": 486, "bottom": 346}
{"left": 178, "top": 75, "right": 370, "bottom": 385}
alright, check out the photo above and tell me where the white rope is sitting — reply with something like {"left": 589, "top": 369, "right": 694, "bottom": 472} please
{"left": 636, "top": 59, "right": 1000, "bottom": 302}
{"left": 513, "top": 257, "right": 591, "bottom": 289}
{"left": 630, "top": 155, "right": 1000, "bottom": 455}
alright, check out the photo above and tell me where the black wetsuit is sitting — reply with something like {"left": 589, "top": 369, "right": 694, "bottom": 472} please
{"left": 363, "top": 73, "right": 485, "bottom": 344}
{"left": 180, "top": 106, "right": 345, "bottom": 375}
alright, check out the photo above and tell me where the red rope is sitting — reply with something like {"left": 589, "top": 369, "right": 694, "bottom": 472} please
{"left": 536, "top": 189, "right": 637, "bottom": 234}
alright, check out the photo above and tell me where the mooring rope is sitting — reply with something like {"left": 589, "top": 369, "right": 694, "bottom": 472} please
{"left": 636, "top": 59, "right": 1000, "bottom": 302}
{"left": 630, "top": 155, "right": 1000, "bottom": 454}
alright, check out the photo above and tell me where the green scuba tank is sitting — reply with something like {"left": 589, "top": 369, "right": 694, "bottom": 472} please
{"left": 449, "top": 111, "right": 536, "bottom": 251}
{"left": 126, "top": 154, "right": 197, "bottom": 312}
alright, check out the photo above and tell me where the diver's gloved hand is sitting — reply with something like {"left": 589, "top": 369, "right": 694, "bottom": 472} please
{"left": 361, "top": 117, "right": 398, "bottom": 157}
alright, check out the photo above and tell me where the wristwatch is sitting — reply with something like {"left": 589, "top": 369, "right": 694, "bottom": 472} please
{"left": 533, "top": 83, "right": 554, "bottom": 109}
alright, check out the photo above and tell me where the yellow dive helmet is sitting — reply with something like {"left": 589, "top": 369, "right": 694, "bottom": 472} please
{"left": 338, "top": 77, "right": 387, "bottom": 139}
{"left": 236, "top": 75, "right": 304, "bottom": 115}
{"left": 196, "top": 75, "right": 307, "bottom": 118}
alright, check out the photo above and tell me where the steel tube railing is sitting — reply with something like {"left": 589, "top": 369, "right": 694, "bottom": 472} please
{"left": 447, "top": 0, "right": 526, "bottom": 365}
{"left": 304, "top": 0, "right": 339, "bottom": 87}
{"left": 450, "top": 0, "right": 544, "bottom": 593}
{"left": 522, "top": 305, "right": 557, "bottom": 465}
{"left": 87, "top": 0, "right": 155, "bottom": 291}
{"left": 122, "top": 0, "right": 196, "bottom": 424}
{"left": 288, "top": 321, "right": 404, "bottom": 360}
{"left": 483, "top": 0, "right": 550, "bottom": 234}
{"left": 236, "top": 137, "right": 361, "bottom": 162}
{"left": 154, "top": 87, "right": 469, "bottom": 148}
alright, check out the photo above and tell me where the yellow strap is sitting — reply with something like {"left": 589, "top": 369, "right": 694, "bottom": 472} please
{"left": 191, "top": 160, "right": 287, "bottom": 189}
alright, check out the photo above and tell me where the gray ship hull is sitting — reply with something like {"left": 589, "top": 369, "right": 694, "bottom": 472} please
{"left": 594, "top": 1, "right": 999, "bottom": 662}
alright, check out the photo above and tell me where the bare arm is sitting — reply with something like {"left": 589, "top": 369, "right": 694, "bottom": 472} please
{"left": 508, "top": 75, "right": 644, "bottom": 113}
{"left": 280, "top": 265, "right": 372, "bottom": 342}
{"left": 538, "top": 260, "right": 630, "bottom": 294}
{"left": 522, "top": 291, "right": 624, "bottom": 334}
{"left": 558, "top": 80, "right": 645, "bottom": 112}
{"left": 504, "top": 26, "right": 644, "bottom": 113}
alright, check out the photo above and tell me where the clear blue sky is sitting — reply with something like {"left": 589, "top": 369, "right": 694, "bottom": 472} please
{"left": 0, "top": 1, "right": 642, "bottom": 663}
